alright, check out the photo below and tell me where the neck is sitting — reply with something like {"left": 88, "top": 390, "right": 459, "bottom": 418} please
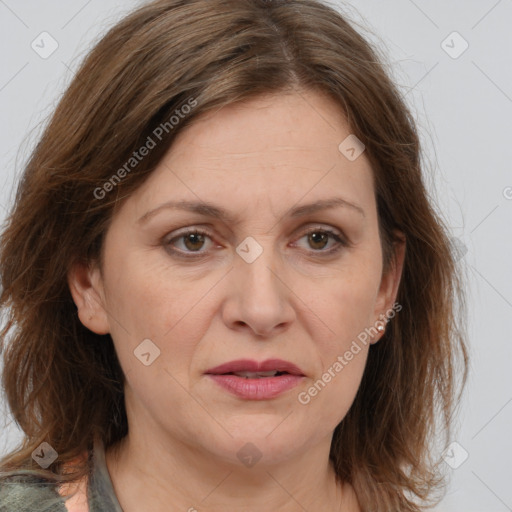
{"left": 105, "top": 429, "right": 355, "bottom": 511}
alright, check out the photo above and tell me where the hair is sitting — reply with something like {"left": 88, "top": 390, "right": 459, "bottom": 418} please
{"left": 0, "top": 0, "right": 468, "bottom": 510}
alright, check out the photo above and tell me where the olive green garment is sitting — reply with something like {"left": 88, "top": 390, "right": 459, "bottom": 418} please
{"left": 0, "top": 437, "right": 123, "bottom": 512}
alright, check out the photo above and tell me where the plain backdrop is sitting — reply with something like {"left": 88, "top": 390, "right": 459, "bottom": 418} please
{"left": 0, "top": 1, "right": 511, "bottom": 511}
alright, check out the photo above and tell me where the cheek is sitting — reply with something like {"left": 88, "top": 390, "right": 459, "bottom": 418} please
{"left": 102, "top": 250, "right": 222, "bottom": 394}
{"left": 297, "top": 286, "right": 372, "bottom": 424}
{"left": 299, "top": 261, "right": 381, "bottom": 352}
{"left": 303, "top": 346, "right": 368, "bottom": 398}
{"left": 293, "top": 257, "right": 380, "bottom": 414}
{"left": 104, "top": 247, "right": 206, "bottom": 336}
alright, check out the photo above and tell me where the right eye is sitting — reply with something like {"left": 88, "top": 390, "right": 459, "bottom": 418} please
{"left": 164, "top": 228, "right": 215, "bottom": 258}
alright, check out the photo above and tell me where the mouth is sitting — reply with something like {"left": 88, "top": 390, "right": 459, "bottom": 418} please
{"left": 220, "top": 370, "right": 290, "bottom": 379}
{"left": 205, "top": 358, "right": 305, "bottom": 377}
{"left": 204, "top": 359, "right": 305, "bottom": 400}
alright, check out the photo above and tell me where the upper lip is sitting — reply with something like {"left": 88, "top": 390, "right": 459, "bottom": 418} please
{"left": 205, "top": 358, "right": 305, "bottom": 376}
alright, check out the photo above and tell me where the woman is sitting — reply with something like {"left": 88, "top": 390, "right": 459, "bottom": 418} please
{"left": 0, "top": 0, "right": 468, "bottom": 510}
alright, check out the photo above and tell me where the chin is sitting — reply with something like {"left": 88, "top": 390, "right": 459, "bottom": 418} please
{"left": 212, "top": 422, "right": 314, "bottom": 466}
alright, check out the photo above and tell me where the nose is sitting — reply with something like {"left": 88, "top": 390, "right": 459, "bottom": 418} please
{"left": 221, "top": 239, "right": 296, "bottom": 338}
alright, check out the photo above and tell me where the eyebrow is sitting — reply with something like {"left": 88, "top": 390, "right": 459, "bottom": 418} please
{"left": 137, "top": 196, "right": 365, "bottom": 225}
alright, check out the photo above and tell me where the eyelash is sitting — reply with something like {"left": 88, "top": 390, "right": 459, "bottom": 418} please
{"left": 163, "top": 226, "right": 348, "bottom": 259}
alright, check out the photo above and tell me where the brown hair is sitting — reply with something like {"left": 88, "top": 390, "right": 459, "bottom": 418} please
{"left": 0, "top": 0, "right": 468, "bottom": 509}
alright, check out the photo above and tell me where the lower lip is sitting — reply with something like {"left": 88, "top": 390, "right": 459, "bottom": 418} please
{"left": 206, "top": 374, "right": 304, "bottom": 400}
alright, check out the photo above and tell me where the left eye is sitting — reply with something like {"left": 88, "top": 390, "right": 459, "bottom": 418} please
{"left": 294, "top": 227, "right": 347, "bottom": 253}
{"left": 164, "top": 227, "right": 347, "bottom": 257}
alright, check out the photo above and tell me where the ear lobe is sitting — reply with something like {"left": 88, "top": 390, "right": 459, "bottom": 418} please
{"left": 374, "top": 231, "right": 406, "bottom": 325}
{"left": 67, "top": 260, "right": 110, "bottom": 335}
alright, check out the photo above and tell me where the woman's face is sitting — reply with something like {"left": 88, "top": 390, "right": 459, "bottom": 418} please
{"left": 70, "top": 89, "right": 404, "bottom": 467}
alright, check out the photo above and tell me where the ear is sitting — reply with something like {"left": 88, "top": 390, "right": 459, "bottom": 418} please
{"left": 372, "top": 230, "right": 406, "bottom": 343}
{"left": 67, "top": 260, "right": 110, "bottom": 335}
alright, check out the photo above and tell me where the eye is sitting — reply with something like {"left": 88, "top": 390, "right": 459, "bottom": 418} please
{"left": 163, "top": 226, "right": 348, "bottom": 259}
{"left": 164, "top": 228, "right": 214, "bottom": 257}
{"left": 293, "top": 226, "right": 348, "bottom": 256}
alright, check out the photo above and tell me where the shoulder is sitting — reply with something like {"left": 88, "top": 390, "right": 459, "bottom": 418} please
{"left": 0, "top": 475, "right": 68, "bottom": 512}
{"left": 58, "top": 474, "right": 89, "bottom": 512}
{"left": 0, "top": 463, "right": 90, "bottom": 512}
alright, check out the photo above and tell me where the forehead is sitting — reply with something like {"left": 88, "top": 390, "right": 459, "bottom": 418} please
{"left": 169, "top": 90, "right": 355, "bottom": 163}
{"left": 123, "top": 90, "right": 376, "bottom": 223}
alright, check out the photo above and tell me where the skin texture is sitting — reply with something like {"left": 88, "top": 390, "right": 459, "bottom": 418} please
{"left": 68, "top": 89, "right": 405, "bottom": 511}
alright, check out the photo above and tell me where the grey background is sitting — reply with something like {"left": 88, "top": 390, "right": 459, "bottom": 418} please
{"left": 1, "top": 1, "right": 511, "bottom": 510}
